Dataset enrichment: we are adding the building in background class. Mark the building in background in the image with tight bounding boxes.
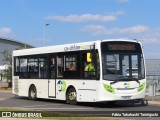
[0,37,34,81]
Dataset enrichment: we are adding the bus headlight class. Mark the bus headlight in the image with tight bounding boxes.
[103,84,115,94]
[137,83,145,92]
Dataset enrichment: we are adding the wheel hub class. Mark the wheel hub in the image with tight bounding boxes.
[69,92,76,100]
[31,90,36,98]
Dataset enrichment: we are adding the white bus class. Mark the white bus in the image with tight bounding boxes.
[12,39,146,105]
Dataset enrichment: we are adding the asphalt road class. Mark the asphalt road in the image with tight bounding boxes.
[0,91,160,119]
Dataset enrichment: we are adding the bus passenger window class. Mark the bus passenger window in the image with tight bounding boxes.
[50,58,55,79]
[19,58,28,78]
[69,63,75,71]
[28,58,39,78]
[20,58,27,73]
[39,57,48,79]
[65,56,76,71]
[57,57,63,77]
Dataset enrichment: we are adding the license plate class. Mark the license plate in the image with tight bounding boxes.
[121,96,131,100]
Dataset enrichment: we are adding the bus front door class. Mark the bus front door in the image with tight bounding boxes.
[48,57,56,98]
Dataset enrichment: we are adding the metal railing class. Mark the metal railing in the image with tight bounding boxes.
[146,75,160,96]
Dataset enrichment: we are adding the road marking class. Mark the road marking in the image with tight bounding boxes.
[93,108,124,111]
[148,101,160,106]
[0,98,6,100]
[21,107,94,110]
[22,104,63,108]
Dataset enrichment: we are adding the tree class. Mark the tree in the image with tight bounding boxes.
[1,50,12,86]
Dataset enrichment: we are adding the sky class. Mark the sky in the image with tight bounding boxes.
[0,0,160,59]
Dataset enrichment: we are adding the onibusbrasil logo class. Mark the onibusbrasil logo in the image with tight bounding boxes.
[57,80,66,92]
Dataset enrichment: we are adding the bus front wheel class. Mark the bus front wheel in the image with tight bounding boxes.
[66,88,77,105]
[29,85,37,101]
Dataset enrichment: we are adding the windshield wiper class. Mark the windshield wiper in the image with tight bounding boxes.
[110,78,127,85]
[110,80,122,85]
[110,77,140,85]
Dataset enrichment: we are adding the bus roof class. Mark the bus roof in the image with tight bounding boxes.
[13,39,141,56]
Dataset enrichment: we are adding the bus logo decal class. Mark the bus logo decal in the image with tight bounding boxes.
[124,83,130,88]
[57,80,66,92]
[64,45,92,51]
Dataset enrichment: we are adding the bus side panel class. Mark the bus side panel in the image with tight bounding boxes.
[76,81,99,102]
[13,78,49,99]
[77,90,97,102]
[27,79,49,99]
[55,80,99,102]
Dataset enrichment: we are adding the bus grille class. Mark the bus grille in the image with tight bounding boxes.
[116,88,135,90]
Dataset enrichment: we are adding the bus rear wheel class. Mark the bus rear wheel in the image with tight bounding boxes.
[29,85,37,101]
[66,88,77,105]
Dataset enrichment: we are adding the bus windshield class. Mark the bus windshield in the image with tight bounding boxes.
[101,41,145,82]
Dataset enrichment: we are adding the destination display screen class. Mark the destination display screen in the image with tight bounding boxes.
[101,41,141,53]
[108,44,136,51]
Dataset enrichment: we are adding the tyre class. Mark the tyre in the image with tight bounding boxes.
[106,101,117,106]
[29,85,37,101]
[66,88,77,105]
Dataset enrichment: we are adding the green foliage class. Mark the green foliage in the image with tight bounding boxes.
[1,50,12,86]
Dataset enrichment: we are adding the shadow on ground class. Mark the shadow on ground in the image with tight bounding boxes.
[12,95,148,108]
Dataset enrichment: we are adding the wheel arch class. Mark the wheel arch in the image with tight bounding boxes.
[66,85,77,104]
[28,84,36,92]
[66,85,76,98]
[28,84,37,99]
